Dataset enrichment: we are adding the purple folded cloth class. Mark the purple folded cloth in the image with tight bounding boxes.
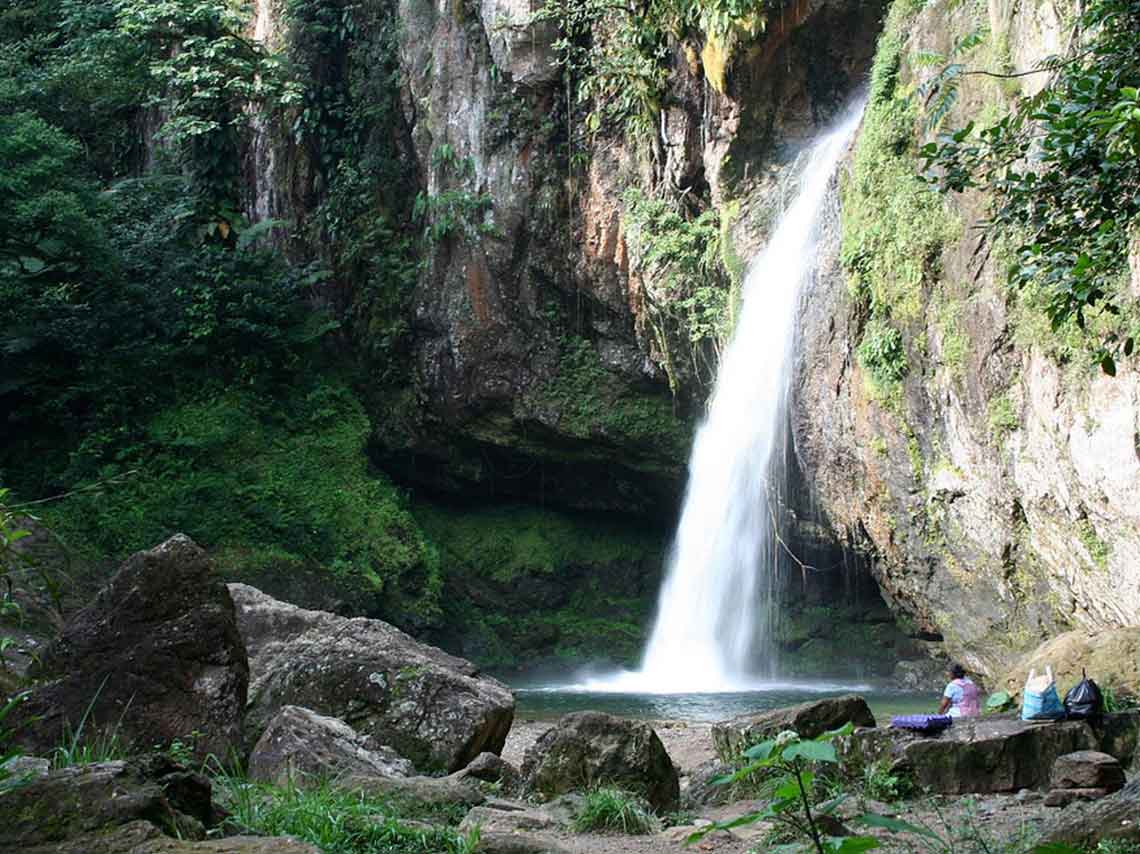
[890,714,953,733]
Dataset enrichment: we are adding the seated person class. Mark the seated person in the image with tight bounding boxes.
[938,663,980,717]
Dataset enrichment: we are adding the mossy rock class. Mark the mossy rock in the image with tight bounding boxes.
[997,628,1140,702]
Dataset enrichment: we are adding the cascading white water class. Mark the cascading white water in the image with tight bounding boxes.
[584,98,866,694]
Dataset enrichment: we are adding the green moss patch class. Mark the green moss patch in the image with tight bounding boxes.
[39,378,443,624]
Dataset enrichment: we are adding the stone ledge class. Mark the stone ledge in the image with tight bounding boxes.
[838,713,1140,794]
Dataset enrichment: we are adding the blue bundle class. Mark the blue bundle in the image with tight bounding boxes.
[890,714,953,733]
[1021,666,1066,721]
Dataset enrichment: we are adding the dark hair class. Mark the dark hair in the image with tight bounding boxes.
[950,663,966,679]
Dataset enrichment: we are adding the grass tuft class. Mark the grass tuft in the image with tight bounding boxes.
[572,787,657,835]
[213,773,479,854]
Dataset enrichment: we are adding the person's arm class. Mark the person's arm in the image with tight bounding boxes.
[938,682,956,715]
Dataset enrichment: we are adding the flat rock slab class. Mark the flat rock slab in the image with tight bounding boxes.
[344,771,486,807]
[839,716,1101,794]
[1044,787,1113,807]
[460,804,564,834]
[20,821,321,854]
[472,830,574,854]
[712,694,875,761]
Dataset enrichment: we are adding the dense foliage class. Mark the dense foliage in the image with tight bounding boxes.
[0,0,433,625]
[534,0,775,144]
[922,0,1140,372]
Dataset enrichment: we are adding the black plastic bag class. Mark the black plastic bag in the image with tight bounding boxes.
[1064,668,1103,719]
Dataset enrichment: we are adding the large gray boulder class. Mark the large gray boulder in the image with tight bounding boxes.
[248,705,414,786]
[229,583,514,772]
[520,711,679,812]
[11,535,247,760]
[712,694,876,760]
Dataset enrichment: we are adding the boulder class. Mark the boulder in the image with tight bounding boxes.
[11,535,247,760]
[0,755,216,849]
[1051,750,1125,791]
[229,583,514,772]
[248,705,414,787]
[1040,777,1140,845]
[838,716,1100,794]
[463,751,522,791]
[712,694,876,760]
[21,821,321,853]
[998,628,1140,702]
[520,711,679,812]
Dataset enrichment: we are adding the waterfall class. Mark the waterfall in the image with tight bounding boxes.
[246,0,279,224]
[587,98,866,694]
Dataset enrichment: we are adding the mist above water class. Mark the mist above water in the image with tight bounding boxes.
[581,99,867,695]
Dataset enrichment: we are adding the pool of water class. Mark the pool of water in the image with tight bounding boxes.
[512,681,933,723]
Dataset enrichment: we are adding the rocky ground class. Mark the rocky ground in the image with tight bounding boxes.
[5,536,1139,854]
[503,716,1082,853]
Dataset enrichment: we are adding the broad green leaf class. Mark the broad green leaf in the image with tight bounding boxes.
[820,721,856,740]
[831,836,881,853]
[782,740,838,763]
[743,739,777,760]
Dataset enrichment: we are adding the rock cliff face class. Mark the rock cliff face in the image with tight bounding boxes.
[222,0,908,670]
[245,0,884,518]
[794,0,1140,677]
[237,0,1140,678]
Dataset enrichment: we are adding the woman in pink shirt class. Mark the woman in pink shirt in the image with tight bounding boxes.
[938,663,980,717]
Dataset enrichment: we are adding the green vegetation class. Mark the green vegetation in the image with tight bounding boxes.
[0,0,444,626]
[841,0,961,326]
[416,503,660,584]
[215,775,479,854]
[39,381,443,624]
[533,0,774,146]
[861,758,914,802]
[573,787,658,834]
[857,318,910,393]
[622,187,736,365]
[418,502,663,669]
[527,336,691,454]
[987,394,1020,439]
[413,146,497,244]
[620,188,742,392]
[842,0,961,400]
[0,691,29,791]
[1076,517,1111,570]
[696,723,927,854]
[922,0,1140,373]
